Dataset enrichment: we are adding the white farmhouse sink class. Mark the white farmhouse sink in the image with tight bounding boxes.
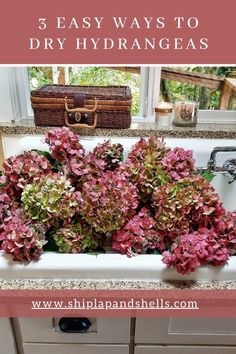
[1,135,236,281]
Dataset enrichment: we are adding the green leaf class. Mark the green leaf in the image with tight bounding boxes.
[198,170,215,182]
[31,149,53,162]
[31,149,62,171]
[43,237,59,252]
[146,248,161,255]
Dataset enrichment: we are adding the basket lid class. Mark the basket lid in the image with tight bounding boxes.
[31,85,132,101]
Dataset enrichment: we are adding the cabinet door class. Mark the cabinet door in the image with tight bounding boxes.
[23,343,129,354]
[0,318,17,354]
[135,346,236,354]
[18,317,130,344]
[135,318,236,345]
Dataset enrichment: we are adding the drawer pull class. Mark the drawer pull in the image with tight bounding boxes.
[58,317,91,333]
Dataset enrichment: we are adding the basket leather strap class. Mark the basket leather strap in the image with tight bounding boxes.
[64,95,98,129]
[74,92,86,108]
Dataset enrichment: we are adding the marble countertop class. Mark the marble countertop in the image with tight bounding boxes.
[0,279,235,290]
[0,119,236,139]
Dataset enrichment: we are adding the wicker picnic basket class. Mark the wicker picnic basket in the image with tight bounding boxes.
[31,85,132,129]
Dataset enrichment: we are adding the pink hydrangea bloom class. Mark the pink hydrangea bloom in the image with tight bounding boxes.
[68,152,107,185]
[0,193,13,224]
[161,147,195,181]
[77,171,139,233]
[1,210,47,262]
[45,127,85,162]
[0,192,21,239]
[0,151,51,199]
[163,231,230,274]
[67,140,123,187]
[112,207,164,257]
[197,211,236,253]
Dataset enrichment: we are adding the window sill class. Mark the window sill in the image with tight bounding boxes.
[0,118,236,139]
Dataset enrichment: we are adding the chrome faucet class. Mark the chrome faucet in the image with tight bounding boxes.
[207,146,236,184]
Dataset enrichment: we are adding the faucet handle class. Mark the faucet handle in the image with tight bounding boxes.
[223,159,236,184]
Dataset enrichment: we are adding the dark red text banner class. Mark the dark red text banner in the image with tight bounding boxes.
[0,290,236,317]
[0,0,235,64]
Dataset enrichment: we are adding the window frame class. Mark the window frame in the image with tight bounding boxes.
[2,66,236,124]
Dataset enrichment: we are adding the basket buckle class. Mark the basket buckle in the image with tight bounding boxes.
[64,97,98,129]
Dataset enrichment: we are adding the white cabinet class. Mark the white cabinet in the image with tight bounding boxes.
[135,346,236,354]
[18,317,130,344]
[23,343,129,354]
[135,318,236,345]
[0,318,17,354]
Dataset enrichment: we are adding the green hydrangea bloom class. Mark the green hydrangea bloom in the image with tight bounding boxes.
[53,222,104,253]
[21,174,78,224]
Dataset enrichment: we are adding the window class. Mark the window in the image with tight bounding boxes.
[27,66,160,118]
[1,65,236,123]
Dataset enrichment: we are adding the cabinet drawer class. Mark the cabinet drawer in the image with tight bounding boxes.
[18,317,130,344]
[135,346,236,354]
[135,318,236,345]
[23,343,129,354]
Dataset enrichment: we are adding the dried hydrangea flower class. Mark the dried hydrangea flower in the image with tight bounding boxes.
[197,211,236,253]
[121,137,171,201]
[0,193,13,224]
[161,147,196,181]
[68,152,107,185]
[67,140,123,187]
[77,171,139,233]
[45,127,85,163]
[92,140,124,171]
[53,221,104,254]
[112,207,163,257]
[0,192,22,241]
[1,211,47,262]
[162,231,230,275]
[0,151,52,199]
[152,175,223,236]
[21,174,78,224]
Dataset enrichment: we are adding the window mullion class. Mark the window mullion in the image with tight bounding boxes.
[146,66,161,118]
[139,67,149,117]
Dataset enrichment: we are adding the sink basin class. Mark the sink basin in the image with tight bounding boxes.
[1,252,236,281]
[1,135,236,281]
